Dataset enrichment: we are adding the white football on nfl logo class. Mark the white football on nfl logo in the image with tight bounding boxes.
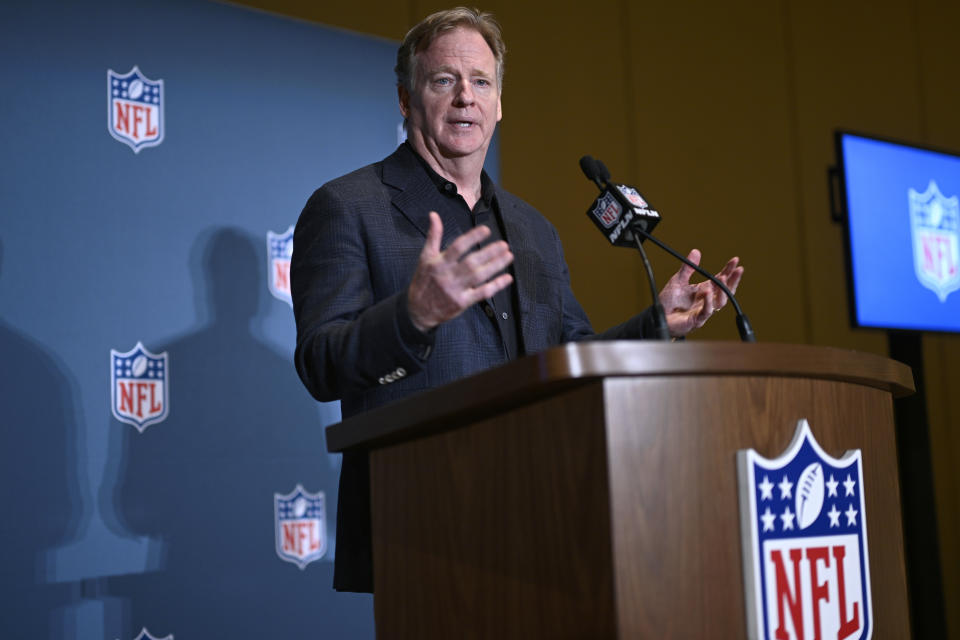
[796,461,825,529]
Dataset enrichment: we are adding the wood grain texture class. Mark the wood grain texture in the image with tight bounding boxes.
[370,384,618,638]
[328,342,915,452]
[367,358,910,637]
[603,376,910,638]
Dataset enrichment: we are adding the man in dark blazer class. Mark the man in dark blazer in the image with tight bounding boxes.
[291,7,743,593]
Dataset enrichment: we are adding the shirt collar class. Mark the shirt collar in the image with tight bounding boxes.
[405,141,496,209]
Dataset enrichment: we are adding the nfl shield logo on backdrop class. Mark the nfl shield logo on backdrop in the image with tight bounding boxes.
[275,484,326,569]
[130,628,173,640]
[738,419,872,640]
[111,342,169,432]
[909,180,960,302]
[267,226,294,306]
[108,66,164,153]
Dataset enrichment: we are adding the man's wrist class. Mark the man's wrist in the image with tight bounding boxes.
[397,290,435,360]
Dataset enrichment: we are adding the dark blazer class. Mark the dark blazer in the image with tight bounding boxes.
[291,144,654,592]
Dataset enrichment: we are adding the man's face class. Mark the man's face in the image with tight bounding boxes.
[400,27,502,164]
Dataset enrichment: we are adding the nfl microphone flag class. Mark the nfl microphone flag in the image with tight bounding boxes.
[586,184,661,247]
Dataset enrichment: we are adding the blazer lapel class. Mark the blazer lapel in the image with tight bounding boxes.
[497,192,539,352]
[382,146,462,249]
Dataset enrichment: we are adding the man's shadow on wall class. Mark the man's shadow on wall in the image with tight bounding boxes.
[106,228,370,638]
[0,237,81,637]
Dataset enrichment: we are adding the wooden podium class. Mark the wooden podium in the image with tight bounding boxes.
[326,342,914,638]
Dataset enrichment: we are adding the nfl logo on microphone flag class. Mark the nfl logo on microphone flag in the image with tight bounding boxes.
[738,419,872,640]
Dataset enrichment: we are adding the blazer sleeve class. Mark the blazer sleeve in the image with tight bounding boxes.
[290,185,431,403]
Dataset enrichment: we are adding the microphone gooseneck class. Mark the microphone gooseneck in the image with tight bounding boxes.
[579,155,757,343]
[580,154,670,341]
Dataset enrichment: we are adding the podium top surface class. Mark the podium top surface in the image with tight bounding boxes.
[326,341,914,452]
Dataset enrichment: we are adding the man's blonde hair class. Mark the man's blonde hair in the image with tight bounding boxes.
[395,6,506,93]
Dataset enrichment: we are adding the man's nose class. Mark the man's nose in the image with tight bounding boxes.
[453,79,475,106]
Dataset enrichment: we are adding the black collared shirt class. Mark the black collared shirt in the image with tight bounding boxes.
[408,144,522,361]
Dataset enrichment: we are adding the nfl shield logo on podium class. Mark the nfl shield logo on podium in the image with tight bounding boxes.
[738,419,872,640]
[111,342,169,432]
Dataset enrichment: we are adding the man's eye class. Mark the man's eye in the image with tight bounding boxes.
[433,77,453,86]
[475,79,490,87]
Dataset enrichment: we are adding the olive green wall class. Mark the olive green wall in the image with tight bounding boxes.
[232,0,959,631]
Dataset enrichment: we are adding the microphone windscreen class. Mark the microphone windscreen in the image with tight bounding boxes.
[579,155,600,182]
[596,159,611,182]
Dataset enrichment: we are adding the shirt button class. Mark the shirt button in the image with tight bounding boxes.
[443,182,455,193]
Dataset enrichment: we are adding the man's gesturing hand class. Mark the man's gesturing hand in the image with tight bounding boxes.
[407,211,515,332]
[659,249,744,338]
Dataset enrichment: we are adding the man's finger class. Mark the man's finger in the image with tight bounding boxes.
[466,247,514,286]
[423,211,444,257]
[467,273,514,305]
[674,248,701,284]
[715,256,740,280]
[444,224,493,262]
[461,239,511,270]
[700,290,716,319]
[725,265,744,295]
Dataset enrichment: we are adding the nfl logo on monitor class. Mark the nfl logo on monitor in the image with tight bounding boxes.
[111,342,169,433]
[909,180,959,302]
[275,484,327,569]
[108,66,164,153]
[737,419,872,640]
[267,225,294,306]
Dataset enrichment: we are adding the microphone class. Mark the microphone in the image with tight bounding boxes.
[580,155,669,341]
[579,155,757,343]
[581,157,661,247]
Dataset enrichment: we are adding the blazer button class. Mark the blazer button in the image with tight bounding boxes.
[396,367,406,377]
[483,304,494,318]
[378,376,386,385]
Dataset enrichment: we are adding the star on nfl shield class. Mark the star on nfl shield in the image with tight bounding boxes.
[738,419,872,640]
[909,179,960,302]
[267,225,294,306]
[111,342,169,433]
[127,628,173,640]
[108,66,164,153]
[275,484,327,569]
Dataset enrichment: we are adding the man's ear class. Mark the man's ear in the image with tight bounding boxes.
[398,85,410,119]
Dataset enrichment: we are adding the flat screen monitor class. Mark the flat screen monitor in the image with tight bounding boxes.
[835,131,960,333]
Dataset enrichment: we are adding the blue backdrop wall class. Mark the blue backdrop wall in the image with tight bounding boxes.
[0,1,503,638]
